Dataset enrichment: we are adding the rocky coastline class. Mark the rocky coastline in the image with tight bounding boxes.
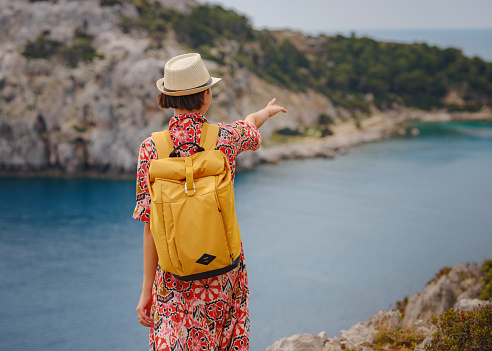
[2,106,491,179]
[235,107,492,173]
[1,0,491,178]
[266,261,491,351]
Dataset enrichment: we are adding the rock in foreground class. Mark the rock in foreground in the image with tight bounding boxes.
[266,332,328,351]
[266,261,490,351]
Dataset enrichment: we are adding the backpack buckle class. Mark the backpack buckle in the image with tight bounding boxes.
[184,182,196,195]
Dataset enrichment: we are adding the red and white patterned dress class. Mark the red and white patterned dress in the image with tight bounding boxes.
[133,112,261,351]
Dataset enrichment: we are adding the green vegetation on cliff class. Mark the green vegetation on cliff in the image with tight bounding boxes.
[424,304,492,351]
[479,259,492,300]
[373,304,492,351]
[119,1,254,47]
[117,0,492,112]
[22,31,63,59]
[59,0,492,112]
[374,321,426,351]
[22,28,103,67]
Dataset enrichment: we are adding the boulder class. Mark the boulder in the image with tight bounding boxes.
[266,331,328,351]
[402,275,457,326]
[338,310,400,351]
[453,298,492,313]
[403,263,483,326]
[413,333,434,351]
[322,337,344,351]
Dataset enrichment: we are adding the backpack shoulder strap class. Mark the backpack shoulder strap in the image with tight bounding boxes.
[200,123,219,151]
[151,130,174,159]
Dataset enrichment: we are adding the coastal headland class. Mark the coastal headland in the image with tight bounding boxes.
[236,108,492,172]
[1,0,491,177]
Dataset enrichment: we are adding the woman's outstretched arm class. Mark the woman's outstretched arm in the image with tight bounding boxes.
[245,98,287,128]
[136,222,158,328]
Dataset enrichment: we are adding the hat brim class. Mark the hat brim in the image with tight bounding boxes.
[156,77,221,96]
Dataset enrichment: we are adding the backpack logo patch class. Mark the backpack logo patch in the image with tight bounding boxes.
[196,253,216,265]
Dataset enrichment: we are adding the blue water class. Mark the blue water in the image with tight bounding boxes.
[329,29,492,61]
[1,121,492,350]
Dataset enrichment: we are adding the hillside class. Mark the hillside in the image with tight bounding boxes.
[0,0,491,175]
[116,0,492,111]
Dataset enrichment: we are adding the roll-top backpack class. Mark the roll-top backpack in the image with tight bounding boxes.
[148,123,242,281]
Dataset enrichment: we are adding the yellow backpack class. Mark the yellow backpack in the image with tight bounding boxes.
[148,123,242,281]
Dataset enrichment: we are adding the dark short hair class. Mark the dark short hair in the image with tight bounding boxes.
[156,89,208,110]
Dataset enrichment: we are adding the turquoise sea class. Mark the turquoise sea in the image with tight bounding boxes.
[1,121,492,350]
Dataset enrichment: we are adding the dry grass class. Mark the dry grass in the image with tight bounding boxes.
[372,316,427,351]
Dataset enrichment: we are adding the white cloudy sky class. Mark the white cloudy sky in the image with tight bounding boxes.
[201,0,492,32]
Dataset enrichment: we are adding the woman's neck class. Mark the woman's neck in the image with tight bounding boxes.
[174,108,207,116]
[174,108,196,116]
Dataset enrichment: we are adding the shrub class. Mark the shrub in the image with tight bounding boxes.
[318,113,333,126]
[60,29,103,67]
[423,305,492,351]
[177,4,255,47]
[396,296,409,314]
[23,28,102,67]
[100,0,124,5]
[118,0,177,39]
[275,127,301,136]
[320,127,333,137]
[427,266,452,285]
[373,317,426,351]
[22,31,63,59]
[479,259,492,300]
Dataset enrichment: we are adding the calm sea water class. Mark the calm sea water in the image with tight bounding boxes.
[1,121,492,350]
[329,29,492,61]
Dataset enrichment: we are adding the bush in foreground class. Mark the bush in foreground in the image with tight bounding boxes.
[479,259,492,300]
[374,321,426,350]
[423,304,492,351]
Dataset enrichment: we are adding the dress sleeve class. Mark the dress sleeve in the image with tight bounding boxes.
[133,136,156,223]
[218,120,262,155]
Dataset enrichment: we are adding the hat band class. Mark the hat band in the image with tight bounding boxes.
[163,77,213,93]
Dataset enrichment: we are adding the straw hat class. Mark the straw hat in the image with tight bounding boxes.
[156,53,221,96]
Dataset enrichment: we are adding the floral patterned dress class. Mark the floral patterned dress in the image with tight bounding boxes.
[133,112,261,351]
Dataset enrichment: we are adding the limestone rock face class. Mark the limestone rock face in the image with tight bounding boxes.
[0,0,338,175]
[402,263,483,326]
[0,117,49,171]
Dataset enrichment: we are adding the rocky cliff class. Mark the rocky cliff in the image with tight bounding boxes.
[0,0,338,175]
[1,0,491,176]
